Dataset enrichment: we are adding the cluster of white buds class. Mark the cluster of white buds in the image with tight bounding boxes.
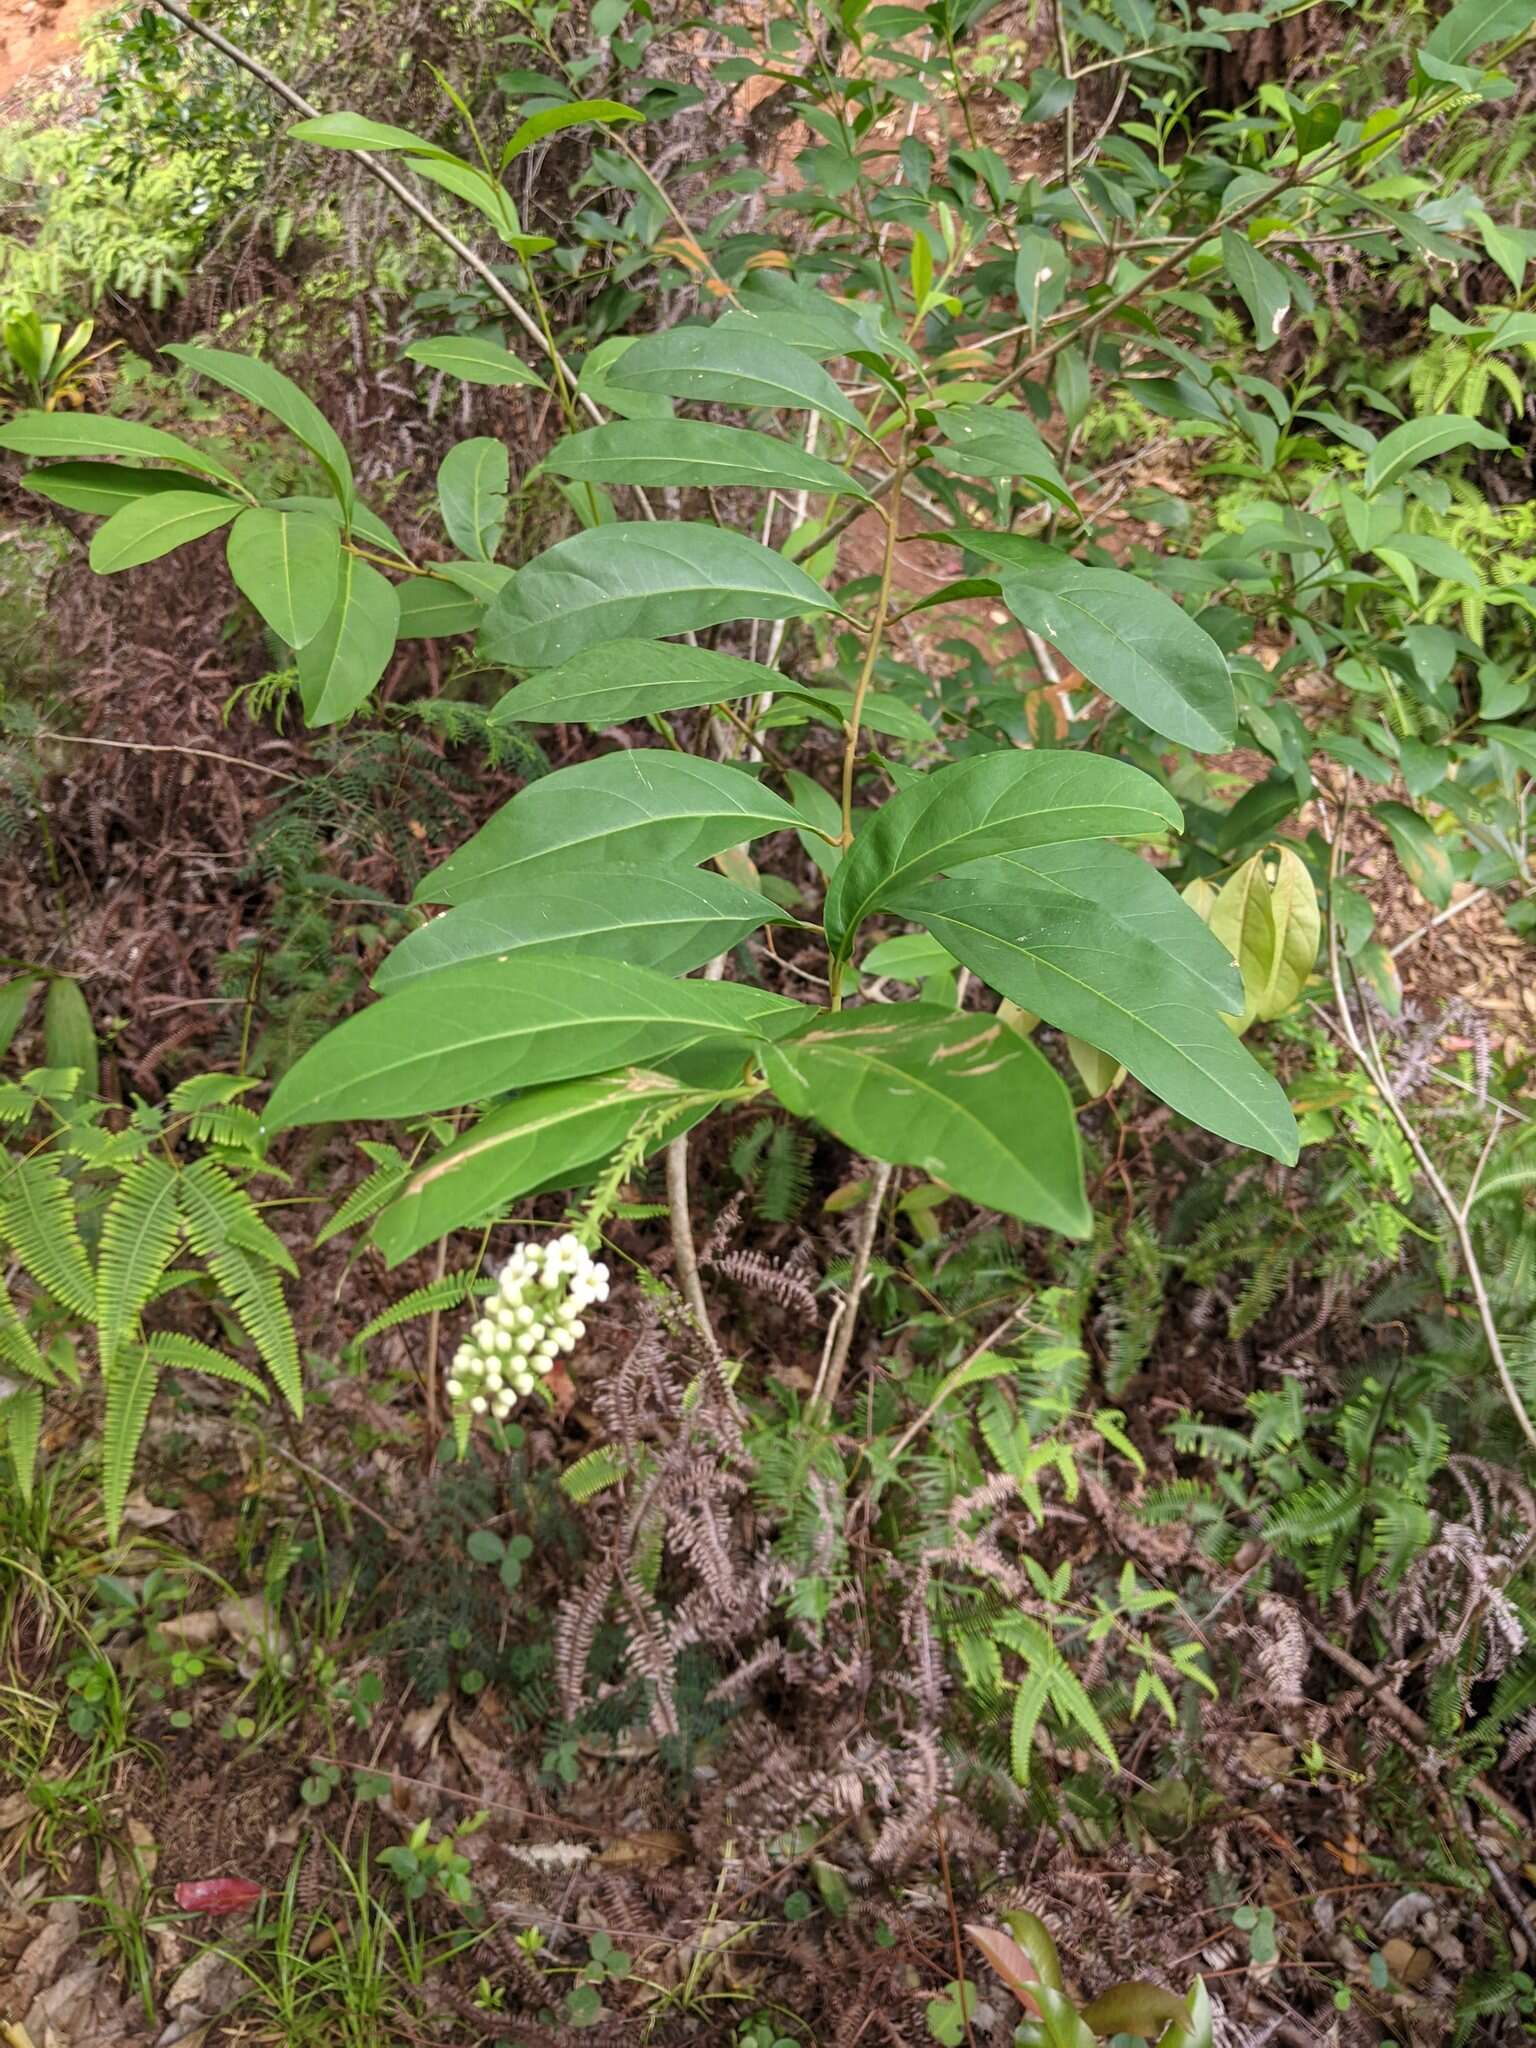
[446,1235,610,1420]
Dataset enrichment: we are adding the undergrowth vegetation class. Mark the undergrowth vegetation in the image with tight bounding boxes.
[1,0,1535,2043]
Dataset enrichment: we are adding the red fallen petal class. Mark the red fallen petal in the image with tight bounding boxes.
[174,1877,263,1915]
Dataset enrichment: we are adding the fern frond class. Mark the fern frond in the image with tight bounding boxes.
[103,1340,161,1539]
[561,1445,629,1503]
[0,1156,94,1319]
[316,1144,408,1246]
[95,1156,181,1376]
[0,1286,53,1383]
[141,1330,268,1399]
[350,1270,481,1349]
[0,1384,42,1500]
[168,1074,258,1114]
[177,1159,301,1413]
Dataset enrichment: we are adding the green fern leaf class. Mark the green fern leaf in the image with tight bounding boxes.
[1010,1664,1051,1779]
[560,1444,629,1503]
[0,1156,94,1320]
[168,1074,258,1114]
[96,1156,182,1376]
[103,1339,161,1538]
[350,1270,480,1349]
[0,1383,42,1500]
[141,1331,269,1399]
[177,1159,301,1413]
[0,1286,53,1384]
[316,1144,408,1246]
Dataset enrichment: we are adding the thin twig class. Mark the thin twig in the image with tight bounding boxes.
[665,1131,717,1354]
[811,1159,894,1421]
[150,0,631,449]
[1389,886,1490,957]
[35,730,303,785]
[1322,787,1536,1461]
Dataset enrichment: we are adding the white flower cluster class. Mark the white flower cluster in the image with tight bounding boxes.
[446,1235,609,1419]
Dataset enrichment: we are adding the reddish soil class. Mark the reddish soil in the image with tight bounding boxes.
[0,0,94,102]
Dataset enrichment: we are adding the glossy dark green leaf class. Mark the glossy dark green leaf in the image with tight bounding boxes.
[897,856,1298,1161]
[825,751,1181,956]
[437,437,509,561]
[22,463,232,517]
[542,420,869,498]
[263,957,800,1127]
[162,343,354,508]
[1219,229,1292,349]
[404,334,547,388]
[479,521,841,668]
[295,555,400,725]
[371,1068,692,1263]
[934,410,1072,505]
[1000,567,1236,750]
[87,490,241,573]
[0,409,242,485]
[226,507,341,650]
[604,324,864,431]
[395,574,484,639]
[491,636,788,726]
[1375,799,1456,909]
[1362,414,1509,494]
[762,1004,1089,1235]
[375,865,790,989]
[289,111,457,156]
[503,97,643,161]
[416,751,801,904]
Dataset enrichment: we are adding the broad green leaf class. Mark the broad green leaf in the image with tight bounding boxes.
[395,574,483,638]
[1219,227,1292,348]
[436,559,511,602]
[1209,847,1319,1024]
[1000,567,1236,750]
[1079,1984,1194,2042]
[0,410,242,485]
[1006,841,1243,1012]
[491,635,787,726]
[23,463,231,518]
[762,1004,1089,1235]
[417,751,801,903]
[87,490,241,573]
[289,112,458,156]
[371,1068,691,1263]
[437,437,509,561]
[604,324,865,431]
[296,555,401,725]
[1362,414,1509,494]
[407,155,533,244]
[162,343,354,509]
[479,521,842,668]
[934,410,1072,506]
[376,865,790,989]
[1424,0,1531,65]
[897,858,1300,1161]
[43,975,97,1095]
[825,751,1182,957]
[1014,228,1068,327]
[1375,799,1456,909]
[0,974,39,1060]
[264,957,800,1126]
[760,684,935,745]
[503,97,643,161]
[576,335,674,421]
[270,492,409,561]
[542,420,869,498]
[404,334,547,388]
[226,507,341,650]
[1480,722,1536,775]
